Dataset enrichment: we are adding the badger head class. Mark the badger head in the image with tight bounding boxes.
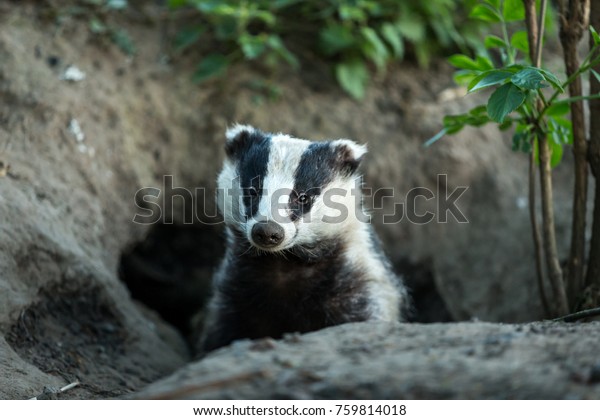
[217,124,367,254]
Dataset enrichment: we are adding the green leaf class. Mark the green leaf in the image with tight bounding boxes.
[484,35,507,49]
[538,68,563,92]
[511,68,546,90]
[503,0,525,22]
[448,54,481,70]
[468,70,513,92]
[193,53,229,82]
[174,26,205,52]
[546,102,570,116]
[266,35,299,69]
[487,83,526,122]
[89,18,107,34]
[476,56,494,71]
[499,119,514,131]
[469,3,502,22]
[510,31,529,56]
[549,138,564,167]
[453,69,479,86]
[168,0,187,7]
[271,0,303,9]
[469,105,488,116]
[319,24,355,56]
[380,23,404,58]
[513,130,533,153]
[396,16,425,41]
[360,27,389,70]
[336,60,369,100]
[252,10,276,26]
[512,131,525,152]
[483,0,501,9]
[339,4,367,22]
[592,69,600,83]
[239,33,267,59]
[591,26,600,46]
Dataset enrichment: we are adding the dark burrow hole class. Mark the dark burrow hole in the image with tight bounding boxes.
[119,223,224,343]
[397,259,454,323]
[119,224,453,349]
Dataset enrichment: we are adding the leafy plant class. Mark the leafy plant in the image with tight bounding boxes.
[168,0,483,99]
[427,0,600,318]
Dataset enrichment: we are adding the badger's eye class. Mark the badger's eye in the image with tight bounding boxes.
[247,186,258,197]
[297,193,309,204]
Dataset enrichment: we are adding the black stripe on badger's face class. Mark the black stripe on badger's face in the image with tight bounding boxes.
[290,142,349,221]
[236,133,271,219]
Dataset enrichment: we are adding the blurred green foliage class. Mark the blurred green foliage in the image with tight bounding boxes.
[426,0,600,169]
[168,0,483,99]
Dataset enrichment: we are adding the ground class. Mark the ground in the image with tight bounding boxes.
[0,2,598,400]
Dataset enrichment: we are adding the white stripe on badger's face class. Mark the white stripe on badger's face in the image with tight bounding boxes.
[247,134,310,250]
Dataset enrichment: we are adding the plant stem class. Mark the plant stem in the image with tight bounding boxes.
[523,0,539,64]
[558,0,590,308]
[535,0,547,67]
[530,150,552,316]
[538,133,570,315]
[524,0,555,316]
[586,0,600,291]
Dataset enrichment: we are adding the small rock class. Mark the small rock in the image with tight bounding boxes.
[68,119,85,143]
[61,66,86,82]
[249,338,276,352]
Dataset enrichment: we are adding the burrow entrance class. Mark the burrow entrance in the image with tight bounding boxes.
[118,222,452,344]
[118,223,224,341]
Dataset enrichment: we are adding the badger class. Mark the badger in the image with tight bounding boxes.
[199,125,408,353]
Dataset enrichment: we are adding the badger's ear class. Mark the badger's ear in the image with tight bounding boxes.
[331,139,368,175]
[224,124,258,159]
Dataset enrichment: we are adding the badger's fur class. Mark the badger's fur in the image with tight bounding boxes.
[199,125,408,352]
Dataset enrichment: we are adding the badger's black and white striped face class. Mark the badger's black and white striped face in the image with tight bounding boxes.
[217,125,367,253]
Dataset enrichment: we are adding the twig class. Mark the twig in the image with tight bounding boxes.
[539,133,569,315]
[29,381,80,400]
[534,0,547,67]
[552,306,600,322]
[530,152,551,316]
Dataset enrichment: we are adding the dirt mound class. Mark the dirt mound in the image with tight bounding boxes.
[135,321,600,399]
[7,282,140,398]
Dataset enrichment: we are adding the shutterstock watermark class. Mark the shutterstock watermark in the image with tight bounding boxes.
[133,175,468,225]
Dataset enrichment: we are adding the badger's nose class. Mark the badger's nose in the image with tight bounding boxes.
[251,221,284,248]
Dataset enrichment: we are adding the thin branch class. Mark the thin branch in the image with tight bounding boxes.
[552,306,600,322]
[535,0,547,67]
[539,133,570,315]
[559,0,590,308]
[29,381,80,400]
[524,0,539,64]
[530,151,552,316]
[524,0,557,316]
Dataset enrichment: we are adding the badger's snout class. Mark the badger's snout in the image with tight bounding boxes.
[251,220,285,248]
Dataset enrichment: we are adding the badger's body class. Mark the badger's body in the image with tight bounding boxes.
[199,125,408,353]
